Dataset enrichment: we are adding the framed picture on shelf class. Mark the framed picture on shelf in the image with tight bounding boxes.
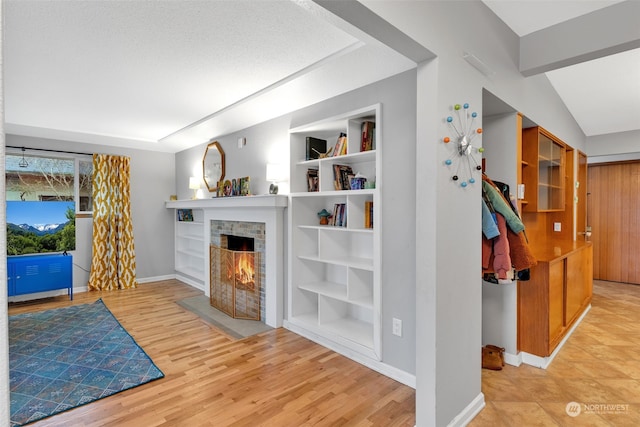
[177,209,193,222]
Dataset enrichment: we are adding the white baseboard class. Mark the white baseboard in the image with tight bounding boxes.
[520,304,591,369]
[447,392,486,427]
[173,274,205,291]
[137,274,176,284]
[283,319,416,388]
[504,351,522,367]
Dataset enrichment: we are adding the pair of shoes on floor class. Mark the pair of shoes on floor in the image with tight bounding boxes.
[482,345,505,370]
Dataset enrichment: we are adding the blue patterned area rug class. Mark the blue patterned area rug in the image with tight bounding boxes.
[9,299,164,426]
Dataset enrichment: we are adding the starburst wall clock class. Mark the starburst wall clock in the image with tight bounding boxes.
[443,103,484,187]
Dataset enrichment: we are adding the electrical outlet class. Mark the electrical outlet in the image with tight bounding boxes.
[392,318,402,337]
[554,222,562,232]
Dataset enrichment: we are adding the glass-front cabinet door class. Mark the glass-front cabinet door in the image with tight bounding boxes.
[537,133,565,211]
[522,126,566,212]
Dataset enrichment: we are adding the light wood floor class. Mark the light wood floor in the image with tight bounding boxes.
[11,279,639,426]
[471,280,640,427]
[9,279,415,427]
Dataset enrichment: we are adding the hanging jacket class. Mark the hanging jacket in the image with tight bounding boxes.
[482,176,537,279]
[482,199,500,239]
[482,180,525,234]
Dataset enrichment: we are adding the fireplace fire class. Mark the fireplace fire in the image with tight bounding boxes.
[210,235,261,321]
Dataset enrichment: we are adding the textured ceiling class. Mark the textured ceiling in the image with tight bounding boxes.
[3,1,363,150]
[4,1,639,153]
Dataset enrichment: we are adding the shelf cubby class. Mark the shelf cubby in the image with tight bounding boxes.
[288,104,381,360]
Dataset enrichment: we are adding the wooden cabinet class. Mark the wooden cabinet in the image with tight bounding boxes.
[518,242,592,357]
[522,126,566,212]
[288,104,380,361]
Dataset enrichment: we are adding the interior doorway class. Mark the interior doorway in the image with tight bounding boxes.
[588,161,640,284]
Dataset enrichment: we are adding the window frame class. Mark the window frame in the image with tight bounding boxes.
[6,148,93,215]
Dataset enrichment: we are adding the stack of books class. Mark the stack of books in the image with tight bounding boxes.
[333,164,354,190]
[328,203,347,227]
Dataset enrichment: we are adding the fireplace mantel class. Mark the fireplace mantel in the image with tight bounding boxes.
[165,194,288,210]
[166,194,287,328]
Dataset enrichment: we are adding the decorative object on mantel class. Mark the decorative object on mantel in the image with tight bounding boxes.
[317,208,331,225]
[217,176,251,197]
[203,140,226,192]
[442,103,484,188]
[189,176,200,199]
[266,163,285,195]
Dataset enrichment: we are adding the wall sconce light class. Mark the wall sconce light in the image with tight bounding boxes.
[189,176,200,199]
[266,163,285,194]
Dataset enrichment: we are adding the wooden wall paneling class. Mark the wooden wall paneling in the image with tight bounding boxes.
[620,163,631,283]
[630,165,640,282]
[588,161,640,284]
[588,165,601,279]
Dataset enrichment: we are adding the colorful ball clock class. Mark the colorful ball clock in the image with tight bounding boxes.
[443,103,484,187]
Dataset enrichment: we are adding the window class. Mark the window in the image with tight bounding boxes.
[78,159,93,212]
[5,152,92,255]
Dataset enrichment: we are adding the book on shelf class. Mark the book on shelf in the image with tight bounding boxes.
[332,132,347,157]
[360,121,375,152]
[306,169,319,192]
[364,201,373,228]
[333,164,354,191]
[305,137,327,160]
[329,203,347,227]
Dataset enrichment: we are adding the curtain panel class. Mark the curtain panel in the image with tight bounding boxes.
[88,154,137,291]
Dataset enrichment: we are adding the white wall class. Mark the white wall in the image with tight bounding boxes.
[5,134,176,291]
[175,70,417,375]
[481,112,519,356]
[175,116,291,200]
[587,129,640,162]
[362,1,588,425]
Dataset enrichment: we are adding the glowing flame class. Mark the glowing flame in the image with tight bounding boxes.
[236,253,255,284]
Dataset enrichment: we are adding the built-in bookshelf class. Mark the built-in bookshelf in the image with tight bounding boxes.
[287,104,381,361]
[174,208,205,285]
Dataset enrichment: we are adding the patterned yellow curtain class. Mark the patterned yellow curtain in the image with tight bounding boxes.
[88,154,137,291]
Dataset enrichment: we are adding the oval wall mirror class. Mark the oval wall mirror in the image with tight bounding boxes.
[202,140,225,192]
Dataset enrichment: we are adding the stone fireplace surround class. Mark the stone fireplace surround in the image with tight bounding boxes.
[211,221,265,321]
[182,195,287,328]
